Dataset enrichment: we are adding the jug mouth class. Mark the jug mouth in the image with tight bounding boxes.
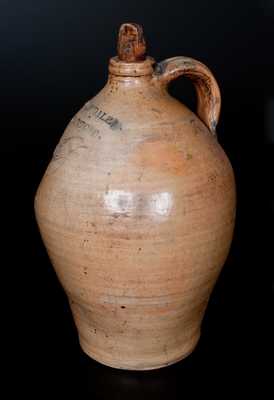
[108,56,155,77]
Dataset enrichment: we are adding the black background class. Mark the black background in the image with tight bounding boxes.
[2,0,272,397]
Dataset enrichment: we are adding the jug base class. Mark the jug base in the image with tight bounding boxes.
[79,333,200,371]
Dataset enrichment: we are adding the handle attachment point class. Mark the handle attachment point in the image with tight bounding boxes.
[153,56,221,135]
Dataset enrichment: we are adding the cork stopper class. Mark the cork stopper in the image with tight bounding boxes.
[117,23,146,62]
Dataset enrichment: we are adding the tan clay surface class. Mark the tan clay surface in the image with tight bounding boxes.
[34,23,236,370]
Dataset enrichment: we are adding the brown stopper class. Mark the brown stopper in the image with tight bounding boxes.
[117,23,146,62]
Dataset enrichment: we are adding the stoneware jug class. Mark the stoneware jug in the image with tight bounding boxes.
[35,23,236,370]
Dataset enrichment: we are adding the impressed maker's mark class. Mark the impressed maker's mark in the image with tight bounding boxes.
[84,102,122,131]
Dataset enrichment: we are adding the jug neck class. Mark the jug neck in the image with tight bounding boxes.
[108,56,155,78]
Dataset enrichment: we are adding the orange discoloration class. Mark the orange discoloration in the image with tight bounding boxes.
[134,140,186,175]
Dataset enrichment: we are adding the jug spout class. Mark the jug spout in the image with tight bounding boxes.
[108,23,155,78]
[117,22,146,62]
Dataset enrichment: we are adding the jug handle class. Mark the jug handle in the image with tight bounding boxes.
[152,56,221,135]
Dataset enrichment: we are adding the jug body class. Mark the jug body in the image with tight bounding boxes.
[35,23,236,370]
